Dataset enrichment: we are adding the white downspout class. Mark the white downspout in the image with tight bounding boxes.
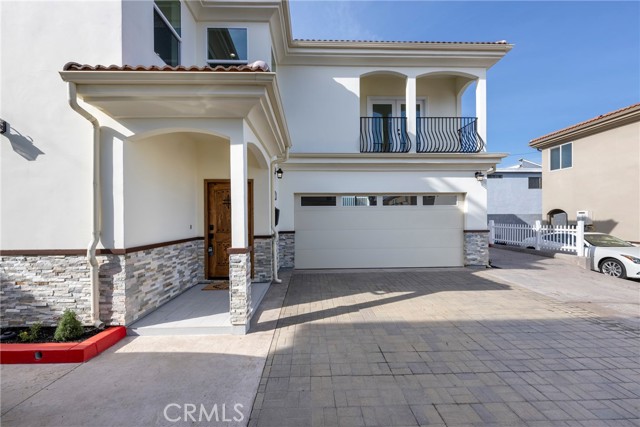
[67,82,104,328]
[270,148,289,284]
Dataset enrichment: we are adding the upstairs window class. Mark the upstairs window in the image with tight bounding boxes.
[207,28,248,65]
[550,142,572,170]
[154,0,181,66]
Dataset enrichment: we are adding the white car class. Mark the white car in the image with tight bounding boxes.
[584,233,640,279]
[521,232,640,279]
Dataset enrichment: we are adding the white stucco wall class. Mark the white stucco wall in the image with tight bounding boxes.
[123,133,199,247]
[487,173,542,218]
[0,0,123,249]
[417,77,461,117]
[278,66,484,154]
[277,169,487,231]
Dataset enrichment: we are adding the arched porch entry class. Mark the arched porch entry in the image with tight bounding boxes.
[61,65,291,334]
[109,125,272,333]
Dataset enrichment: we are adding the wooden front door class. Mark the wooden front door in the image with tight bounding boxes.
[205,180,253,279]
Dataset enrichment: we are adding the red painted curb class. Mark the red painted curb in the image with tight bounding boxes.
[0,326,127,364]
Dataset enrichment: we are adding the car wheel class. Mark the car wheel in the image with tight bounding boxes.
[600,258,627,279]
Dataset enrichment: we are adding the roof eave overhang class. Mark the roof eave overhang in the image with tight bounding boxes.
[277,48,512,68]
[59,70,292,155]
[530,108,640,150]
[185,0,282,22]
[283,152,508,171]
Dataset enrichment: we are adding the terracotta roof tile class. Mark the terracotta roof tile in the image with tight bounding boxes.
[63,61,270,72]
[530,103,640,145]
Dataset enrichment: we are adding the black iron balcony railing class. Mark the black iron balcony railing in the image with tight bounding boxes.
[416,117,485,153]
[360,117,411,153]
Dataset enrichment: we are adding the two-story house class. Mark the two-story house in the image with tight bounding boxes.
[487,159,542,225]
[529,103,640,243]
[0,0,511,332]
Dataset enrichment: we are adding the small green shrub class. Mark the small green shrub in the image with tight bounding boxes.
[54,310,84,342]
[18,322,44,343]
[29,322,43,340]
[18,331,32,343]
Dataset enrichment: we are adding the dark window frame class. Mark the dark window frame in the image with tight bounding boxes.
[206,27,248,65]
[153,1,181,66]
[528,176,542,189]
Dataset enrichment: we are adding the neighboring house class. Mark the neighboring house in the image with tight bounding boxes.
[529,103,640,243]
[0,0,511,331]
[487,159,542,225]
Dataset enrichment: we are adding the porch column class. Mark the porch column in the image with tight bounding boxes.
[475,75,487,150]
[229,137,251,330]
[406,76,417,153]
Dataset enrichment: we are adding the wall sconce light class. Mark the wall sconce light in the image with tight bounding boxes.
[475,172,485,181]
[0,119,6,134]
[275,168,283,179]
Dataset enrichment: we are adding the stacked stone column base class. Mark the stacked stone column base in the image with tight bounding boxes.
[229,251,252,327]
[464,231,490,266]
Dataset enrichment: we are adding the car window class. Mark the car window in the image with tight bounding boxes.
[584,234,633,247]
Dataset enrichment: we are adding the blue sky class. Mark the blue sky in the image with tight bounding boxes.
[288,1,640,166]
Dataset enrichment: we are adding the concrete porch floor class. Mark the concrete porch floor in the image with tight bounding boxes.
[128,282,270,336]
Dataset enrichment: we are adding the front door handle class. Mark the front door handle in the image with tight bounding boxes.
[208,246,214,256]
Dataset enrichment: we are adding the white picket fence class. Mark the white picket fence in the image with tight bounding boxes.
[489,220,585,256]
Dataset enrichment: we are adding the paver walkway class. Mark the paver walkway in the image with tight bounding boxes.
[249,268,639,426]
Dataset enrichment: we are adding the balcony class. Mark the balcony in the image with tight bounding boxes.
[417,117,485,153]
[360,116,485,154]
[360,117,411,153]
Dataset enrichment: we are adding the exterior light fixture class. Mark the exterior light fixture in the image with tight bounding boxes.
[276,168,283,179]
[0,119,6,134]
[475,172,485,181]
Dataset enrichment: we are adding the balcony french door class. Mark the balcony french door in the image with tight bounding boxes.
[367,99,423,152]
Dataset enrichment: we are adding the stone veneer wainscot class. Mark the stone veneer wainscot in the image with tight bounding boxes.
[278,232,295,269]
[463,231,490,266]
[252,237,273,283]
[1,239,204,327]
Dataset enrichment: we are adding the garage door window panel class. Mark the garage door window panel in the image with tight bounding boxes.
[342,196,377,206]
[423,195,458,206]
[383,196,417,206]
[301,196,337,207]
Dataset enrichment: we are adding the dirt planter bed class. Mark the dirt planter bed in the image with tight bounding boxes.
[0,326,126,364]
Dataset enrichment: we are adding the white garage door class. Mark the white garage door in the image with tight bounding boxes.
[294,194,464,269]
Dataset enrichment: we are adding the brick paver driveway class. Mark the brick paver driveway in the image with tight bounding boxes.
[249,269,639,426]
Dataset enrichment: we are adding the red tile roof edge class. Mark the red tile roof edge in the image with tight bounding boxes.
[62,61,270,72]
[294,38,510,45]
[530,103,640,145]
